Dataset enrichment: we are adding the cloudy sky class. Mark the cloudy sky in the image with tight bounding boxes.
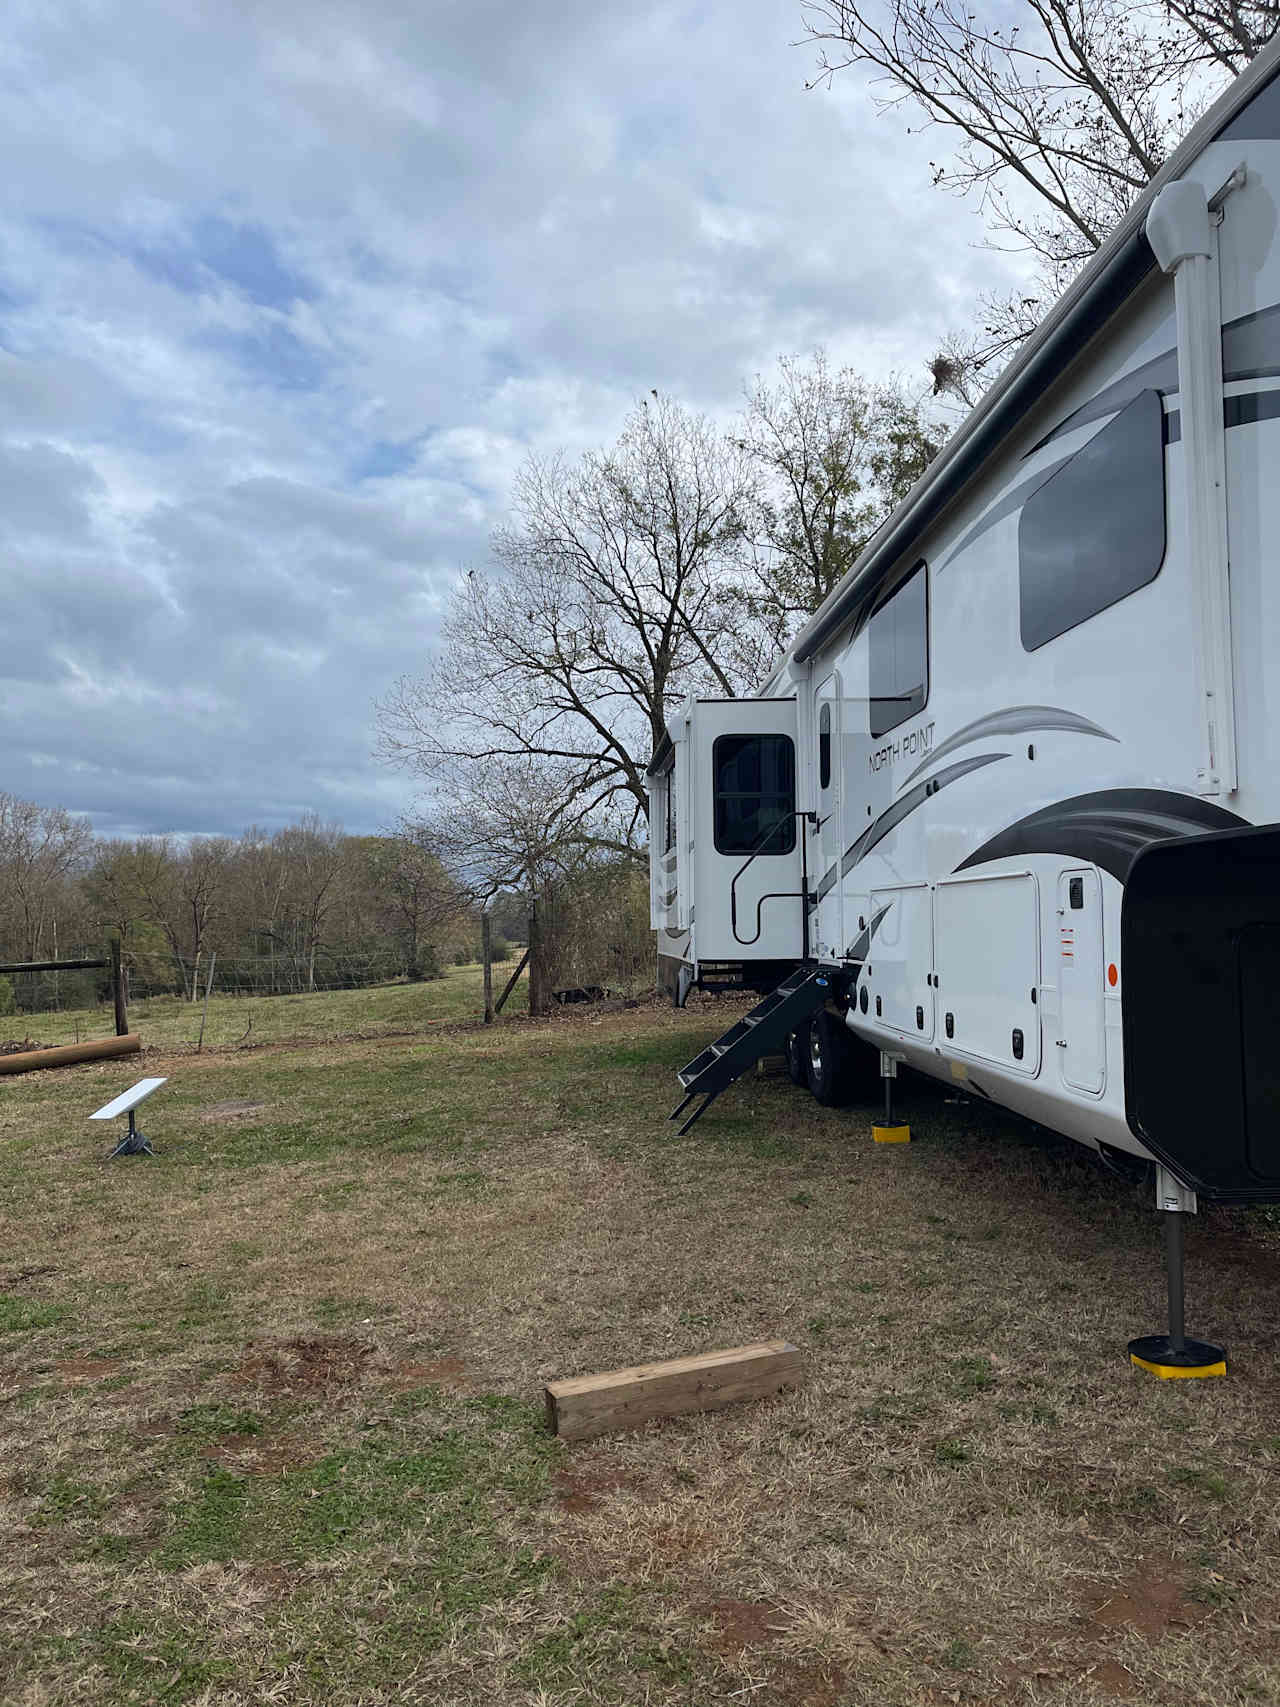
[1,0,1024,839]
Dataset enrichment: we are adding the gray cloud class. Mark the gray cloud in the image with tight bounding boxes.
[0,0,1026,838]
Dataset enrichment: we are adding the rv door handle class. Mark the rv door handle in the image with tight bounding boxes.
[1055,1038,1067,1048]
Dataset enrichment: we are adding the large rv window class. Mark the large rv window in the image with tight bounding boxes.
[819,704,832,791]
[869,561,928,738]
[1019,388,1166,651]
[663,770,676,855]
[713,734,796,856]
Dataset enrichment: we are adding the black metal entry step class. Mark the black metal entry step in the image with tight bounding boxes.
[668,965,831,1136]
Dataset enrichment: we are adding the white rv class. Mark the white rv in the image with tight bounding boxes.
[647,38,1280,1305]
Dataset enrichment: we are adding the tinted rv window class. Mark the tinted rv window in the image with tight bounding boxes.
[819,703,831,791]
[869,561,928,738]
[1019,388,1166,651]
[663,771,676,854]
[713,734,796,855]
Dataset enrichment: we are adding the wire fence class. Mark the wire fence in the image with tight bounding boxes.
[4,945,520,1016]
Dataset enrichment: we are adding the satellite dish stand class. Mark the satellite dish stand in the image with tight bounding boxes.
[90,1077,168,1159]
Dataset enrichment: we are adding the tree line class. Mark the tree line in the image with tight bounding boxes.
[0,795,494,1014]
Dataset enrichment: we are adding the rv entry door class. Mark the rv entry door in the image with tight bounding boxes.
[813,672,844,961]
[690,697,805,965]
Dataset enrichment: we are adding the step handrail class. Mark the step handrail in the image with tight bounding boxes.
[729,809,815,953]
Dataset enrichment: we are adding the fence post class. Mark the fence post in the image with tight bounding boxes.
[528,899,543,1017]
[196,952,217,1052]
[110,939,128,1037]
[482,912,494,1024]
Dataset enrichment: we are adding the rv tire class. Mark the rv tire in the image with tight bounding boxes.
[806,1010,853,1106]
[785,1024,809,1086]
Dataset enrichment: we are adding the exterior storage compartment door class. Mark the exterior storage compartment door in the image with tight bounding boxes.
[1123,824,1280,1201]
[1056,868,1105,1094]
[866,883,933,1039]
[935,873,1041,1074]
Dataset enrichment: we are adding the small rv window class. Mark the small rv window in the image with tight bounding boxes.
[819,704,832,791]
[869,561,928,739]
[663,771,676,855]
[1019,388,1166,651]
[713,734,796,856]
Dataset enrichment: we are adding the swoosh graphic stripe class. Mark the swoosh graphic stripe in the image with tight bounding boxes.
[937,458,1073,571]
[955,789,1247,883]
[814,752,1009,900]
[1028,303,1280,456]
[898,706,1118,791]
[845,902,892,964]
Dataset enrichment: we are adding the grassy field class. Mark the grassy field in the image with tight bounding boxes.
[4,962,526,1052]
[3,980,1280,1706]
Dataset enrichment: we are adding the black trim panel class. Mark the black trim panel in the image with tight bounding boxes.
[955,789,1246,883]
[1124,824,1280,1202]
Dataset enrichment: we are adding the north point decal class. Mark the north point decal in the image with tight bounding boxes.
[868,721,935,774]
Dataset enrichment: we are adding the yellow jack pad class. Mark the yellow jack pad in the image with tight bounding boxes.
[1129,1352,1226,1380]
[1128,1335,1226,1379]
[873,1124,911,1144]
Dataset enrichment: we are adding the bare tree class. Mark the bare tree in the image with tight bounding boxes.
[131,836,233,999]
[0,795,93,962]
[734,352,944,657]
[378,393,757,837]
[364,823,469,979]
[274,815,347,992]
[801,0,1277,386]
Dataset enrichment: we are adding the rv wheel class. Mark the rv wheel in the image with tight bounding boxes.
[785,1024,809,1086]
[806,1010,852,1106]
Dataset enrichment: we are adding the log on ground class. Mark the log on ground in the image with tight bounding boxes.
[544,1340,801,1441]
[0,1034,142,1076]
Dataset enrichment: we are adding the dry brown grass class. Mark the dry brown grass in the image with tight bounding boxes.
[1,986,1279,1704]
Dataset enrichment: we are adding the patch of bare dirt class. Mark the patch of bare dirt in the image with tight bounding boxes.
[247,1562,299,1598]
[201,1100,267,1120]
[1085,1556,1202,1641]
[383,1356,468,1392]
[1086,1658,1141,1698]
[990,1557,1200,1702]
[202,1432,323,1475]
[56,1358,124,1382]
[228,1335,374,1395]
[701,1597,788,1653]
[773,1658,848,1706]
[551,1466,642,1515]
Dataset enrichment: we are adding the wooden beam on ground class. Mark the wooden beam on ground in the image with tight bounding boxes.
[493,948,530,1015]
[0,1034,142,1076]
[544,1340,801,1441]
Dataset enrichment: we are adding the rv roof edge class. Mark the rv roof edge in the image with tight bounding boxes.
[788,35,1280,671]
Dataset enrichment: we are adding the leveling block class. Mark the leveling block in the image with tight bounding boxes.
[89,1076,168,1158]
[873,1124,911,1144]
[544,1341,801,1441]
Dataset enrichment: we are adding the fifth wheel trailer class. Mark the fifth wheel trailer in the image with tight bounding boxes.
[647,39,1280,1376]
